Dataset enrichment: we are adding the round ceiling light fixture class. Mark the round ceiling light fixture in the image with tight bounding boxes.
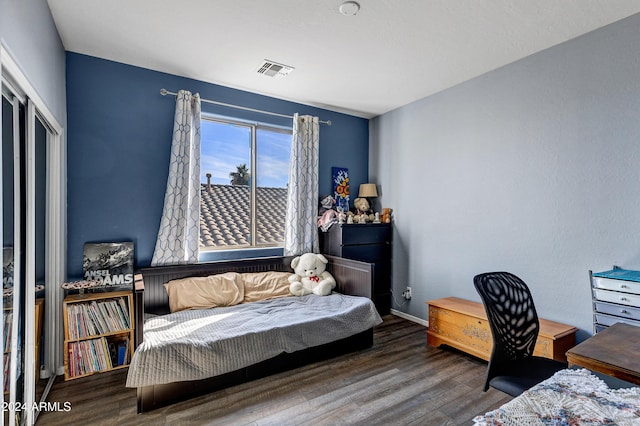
[339,1,360,16]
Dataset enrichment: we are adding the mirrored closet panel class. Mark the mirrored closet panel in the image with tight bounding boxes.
[2,75,61,425]
[2,89,26,426]
[33,106,48,409]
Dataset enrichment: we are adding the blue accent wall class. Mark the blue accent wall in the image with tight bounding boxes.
[66,53,369,277]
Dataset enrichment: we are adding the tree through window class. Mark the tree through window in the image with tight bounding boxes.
[229,163,250,186]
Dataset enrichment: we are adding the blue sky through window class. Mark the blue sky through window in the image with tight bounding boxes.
[201,119,291,188]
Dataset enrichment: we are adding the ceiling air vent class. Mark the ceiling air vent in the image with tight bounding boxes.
[257,60,294,78]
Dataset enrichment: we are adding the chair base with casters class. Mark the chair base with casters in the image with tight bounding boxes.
[474,271,568,397]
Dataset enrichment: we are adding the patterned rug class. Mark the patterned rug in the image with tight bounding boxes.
[474,368,640,425]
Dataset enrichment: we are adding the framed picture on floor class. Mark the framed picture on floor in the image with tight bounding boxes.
[83,242,134,290]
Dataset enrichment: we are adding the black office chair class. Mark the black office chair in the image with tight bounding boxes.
[473,272,567,397]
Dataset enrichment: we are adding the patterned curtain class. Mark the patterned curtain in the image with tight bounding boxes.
[284,114,320,255]
[151,90,201,265]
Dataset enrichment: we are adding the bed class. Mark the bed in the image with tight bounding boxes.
[127,255,382,413]
[474,368,640,425]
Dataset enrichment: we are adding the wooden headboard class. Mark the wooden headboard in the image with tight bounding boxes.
[135,255,373,347]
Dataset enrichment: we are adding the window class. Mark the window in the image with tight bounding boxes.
[200,116,292,250]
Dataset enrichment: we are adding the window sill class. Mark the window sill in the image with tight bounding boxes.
[198,247,284,263]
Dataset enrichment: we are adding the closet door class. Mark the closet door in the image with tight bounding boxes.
[2,90,26,426]
[26,101,50,416]
[2,48,65,425]
[2,89,54,426]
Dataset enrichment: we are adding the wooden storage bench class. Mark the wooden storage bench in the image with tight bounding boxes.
[426,297,577,362]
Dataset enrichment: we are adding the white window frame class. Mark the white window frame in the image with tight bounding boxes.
[200,115,292,251]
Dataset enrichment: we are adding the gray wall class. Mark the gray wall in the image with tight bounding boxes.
[370,13,640,340]
[0,0,66,125]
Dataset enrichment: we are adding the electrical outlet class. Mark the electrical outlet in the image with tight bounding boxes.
[403,286,412,300]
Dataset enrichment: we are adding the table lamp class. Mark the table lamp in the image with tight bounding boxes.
[358,183,378,212]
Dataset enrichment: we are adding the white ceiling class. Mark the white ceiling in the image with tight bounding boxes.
[47,0,640,118]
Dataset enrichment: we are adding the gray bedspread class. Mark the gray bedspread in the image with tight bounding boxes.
[125,293,382,387]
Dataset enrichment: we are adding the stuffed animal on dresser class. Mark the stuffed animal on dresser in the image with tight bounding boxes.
[288,253,336,296]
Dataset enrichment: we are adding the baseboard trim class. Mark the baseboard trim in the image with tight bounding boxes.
[390,309,429,328]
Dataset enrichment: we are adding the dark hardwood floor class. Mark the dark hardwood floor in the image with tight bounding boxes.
[37,315,510,425]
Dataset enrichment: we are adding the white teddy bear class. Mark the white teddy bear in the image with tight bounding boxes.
[288,253,336,296]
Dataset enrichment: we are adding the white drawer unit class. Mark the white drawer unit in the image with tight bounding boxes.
[593,300,640,321]
[593,289,640,307]
[591,268,640,333]
[594,312,640,328]
[593,276,640,295]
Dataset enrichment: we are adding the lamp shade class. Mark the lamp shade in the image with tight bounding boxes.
[358,183,378,198]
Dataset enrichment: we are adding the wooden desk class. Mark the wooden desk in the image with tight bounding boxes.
[566,322,640,385]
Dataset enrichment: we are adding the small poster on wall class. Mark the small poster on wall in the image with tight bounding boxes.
[83,242,134,289]
[332,167,350,212]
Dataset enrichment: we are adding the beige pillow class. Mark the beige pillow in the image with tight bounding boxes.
[164,272,244,312]
[242,271,292,303]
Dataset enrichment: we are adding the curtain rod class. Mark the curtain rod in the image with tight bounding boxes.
[160,89,332,125]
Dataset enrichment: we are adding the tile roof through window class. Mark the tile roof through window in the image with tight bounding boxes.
[200,184,288,248]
